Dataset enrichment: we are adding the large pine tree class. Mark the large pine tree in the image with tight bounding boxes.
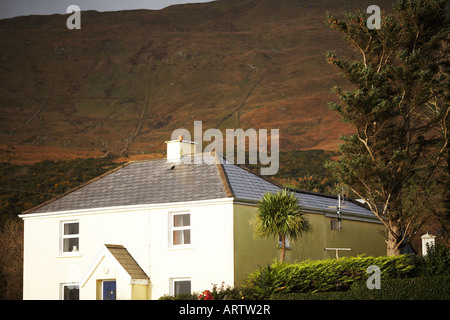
[325,0,449,255]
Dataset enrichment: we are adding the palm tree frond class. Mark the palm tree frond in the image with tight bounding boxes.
[253,189,311,261]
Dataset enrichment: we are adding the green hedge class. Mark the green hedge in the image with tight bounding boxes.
[273,276,450,300]
[247,255,415,299]
[410,244,450,277]
[272,291,351,300]
[350,276,450,300]
[160,246,449,300]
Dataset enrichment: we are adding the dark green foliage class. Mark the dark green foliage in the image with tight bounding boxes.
[254,190,311,241]
[246,255,415,299]
[249,247,450,299]
[273,276,450,300]
[291,174,342,195]
[241,149,340,192]
[253,189,311,262]
[159,250,450,300]
[349,276,450,300]
[0,158,122,228]
[411,243,450,277]
[272,290,351,300]
[276,150,340,181]
[324,0,449,255]
[160,254,450,300]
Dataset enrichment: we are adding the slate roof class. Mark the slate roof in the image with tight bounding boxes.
[23,153,376,220]
[222,159,376,219]
[27,154,227,214]
[105,244,149,280]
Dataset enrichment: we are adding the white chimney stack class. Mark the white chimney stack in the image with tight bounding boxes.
[165,135,197,162]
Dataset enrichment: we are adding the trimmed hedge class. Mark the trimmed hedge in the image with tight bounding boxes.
[160,246,449,300]
[273,276,450,300]
[349,276,450,300]
[247,255,415,299]
[272,291,351,300]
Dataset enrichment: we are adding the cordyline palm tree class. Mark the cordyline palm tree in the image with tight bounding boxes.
[253,189,311,262]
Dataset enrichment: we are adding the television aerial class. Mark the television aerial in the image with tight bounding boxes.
[327,189,348,231]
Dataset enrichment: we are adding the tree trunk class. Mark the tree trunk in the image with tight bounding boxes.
[386,222,404,256]
[280,235,286,262]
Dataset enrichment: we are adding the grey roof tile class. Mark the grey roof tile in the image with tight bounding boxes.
[28,155,228,213]
[220,159,375,218]
[25,153,375,219]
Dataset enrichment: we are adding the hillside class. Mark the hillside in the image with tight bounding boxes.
[0,0,395,164]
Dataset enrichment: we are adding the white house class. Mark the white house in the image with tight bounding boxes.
[20,138,386,300]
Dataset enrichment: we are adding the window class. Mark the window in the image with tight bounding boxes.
[170,213,191,247]
[61,283,79,300]
[61,221,79,254]
[331,219,342,230]
[171,278,191,296]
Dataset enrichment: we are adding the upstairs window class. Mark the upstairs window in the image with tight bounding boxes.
[170,213,191,247]
[61,221,79,255]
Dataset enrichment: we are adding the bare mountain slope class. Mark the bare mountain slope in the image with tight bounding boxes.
[0,0,394,164]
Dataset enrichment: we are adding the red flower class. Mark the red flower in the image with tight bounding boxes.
[199,290,214,300]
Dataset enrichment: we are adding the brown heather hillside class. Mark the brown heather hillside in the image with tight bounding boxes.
[0,0,395,164]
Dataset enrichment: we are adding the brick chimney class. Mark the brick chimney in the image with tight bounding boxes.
[165,135,197,162]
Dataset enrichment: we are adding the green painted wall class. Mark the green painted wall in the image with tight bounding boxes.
[233,203,386,285]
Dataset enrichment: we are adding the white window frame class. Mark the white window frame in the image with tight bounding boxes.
[169,212,191,248]
[60,220,80,256]
[170,277,191,296]
[60,283,79,300]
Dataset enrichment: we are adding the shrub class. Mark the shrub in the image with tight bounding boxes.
[247,255,415,299]
[411,243,450,277]
[349,276,450,300]
[210,282,258,300]
[273,276,450,300]
[272,291,351,300]
[199,290,214,300]
[158,284,259,300]
[158,293,199,300]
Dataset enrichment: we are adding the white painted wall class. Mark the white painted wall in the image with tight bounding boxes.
[22,208,149,300]
[148,199,235,299]
[21,198,234,300]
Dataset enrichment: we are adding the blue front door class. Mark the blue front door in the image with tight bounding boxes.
[103,281,116,300]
